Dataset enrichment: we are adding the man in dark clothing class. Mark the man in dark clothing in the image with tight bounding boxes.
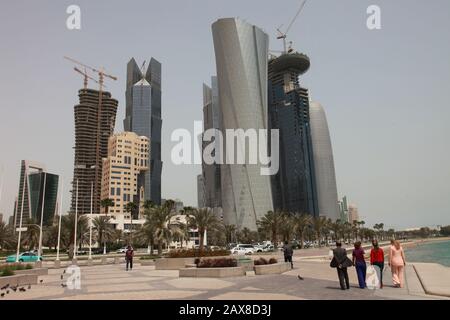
[282,241,294,269]
[125,245,134,271]
[333,241,350,290]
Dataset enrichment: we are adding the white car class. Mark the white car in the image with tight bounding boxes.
[116,247,128,253]
[231,244,255,255]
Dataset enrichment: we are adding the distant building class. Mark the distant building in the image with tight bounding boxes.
[197,174,206,208]
[8,215,14,227]
[101,132,149,230]
[124,58,162,205]
[201,77,222,211]
[310,102,340,220]
[348,203,359,223]
[71,88,118,215]
[338,196,349,223]
[14,160,59,228]
[0,213,3,223]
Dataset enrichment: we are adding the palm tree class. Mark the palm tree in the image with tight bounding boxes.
[186,207,220,251]
[100,198,115,215]
[22,219,40,250]
[124,201,138,243]
[279,212,295,242]
[312,216,327,247]
[236,227,253,244]
[145,199,177,255]
[0,221,14,250]
[330,219,342,241]
[61,212,89,259]
[93,216,113,254]
[136,218,156,254]
[224,224,237,244]
[293,213,312,249]
[257,210,283,248]
[43,224,59,250]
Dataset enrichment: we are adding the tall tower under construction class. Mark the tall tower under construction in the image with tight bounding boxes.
[268,52,318,216]
[71,88,118,214]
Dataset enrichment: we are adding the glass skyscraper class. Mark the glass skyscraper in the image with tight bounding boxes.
[124,58,162,205]
[268,53,318,216]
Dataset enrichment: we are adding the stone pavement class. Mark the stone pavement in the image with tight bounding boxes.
[1,259,448,300]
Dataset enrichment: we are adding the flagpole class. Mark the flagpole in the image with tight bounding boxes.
[56,177,63,261]
[73,179,78,260]
[37,173,47,257]
[89,181,93,260]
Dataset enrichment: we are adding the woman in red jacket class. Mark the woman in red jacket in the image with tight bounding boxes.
[370,239,385,288]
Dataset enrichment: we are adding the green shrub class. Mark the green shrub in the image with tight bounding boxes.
[25,264,33,269]
[167,249,230,258]
[16,264,25,270]
[196,258,237,268]
[139,255,160,260]
[1,267,14,277]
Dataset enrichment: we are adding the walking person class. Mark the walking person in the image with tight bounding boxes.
[389,240,406,288]
[125,245,134,271]
[352,241,366,289]
[370,239,385,288]
[332,241,351,290]
[282,241,295,269]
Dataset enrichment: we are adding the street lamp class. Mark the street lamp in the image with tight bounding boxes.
[56,177,63,261]
[37,173,47,257]
[88,181,93,260]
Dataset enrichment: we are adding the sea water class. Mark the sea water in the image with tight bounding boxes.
[405,240,450,267]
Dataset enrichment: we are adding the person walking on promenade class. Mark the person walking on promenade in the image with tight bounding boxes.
[352,241,366,289]
[282,241,294,269]
[332,241,351,290]
[370,239,385,288]
[389,240,406,288]
[125,245,134,271]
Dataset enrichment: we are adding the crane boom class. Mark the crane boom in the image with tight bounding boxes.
[285,0,307,35]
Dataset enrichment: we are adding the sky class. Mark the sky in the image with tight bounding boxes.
[0,0,449,230]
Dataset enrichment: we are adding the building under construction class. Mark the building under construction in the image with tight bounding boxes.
[71,88,118,214]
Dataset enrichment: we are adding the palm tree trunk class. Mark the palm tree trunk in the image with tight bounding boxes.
[199,229,204,252]
[158,242,162,255]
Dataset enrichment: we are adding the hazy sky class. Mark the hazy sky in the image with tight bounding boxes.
[0,0,449,229]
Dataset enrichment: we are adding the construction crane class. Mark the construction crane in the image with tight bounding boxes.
[64,56,117,91]
[276,0,308,54]
[73,67,100,89]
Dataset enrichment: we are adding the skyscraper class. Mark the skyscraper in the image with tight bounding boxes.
[268,52,318,216]
[71,89,118,214]
[124,58,162,205]
[212,18,273,230]
[197,174,206,208]
[14,160,59,228]
[101,131,149,230]
[310,102,340,220]
[348,203,359,223]
[201,77,222,209]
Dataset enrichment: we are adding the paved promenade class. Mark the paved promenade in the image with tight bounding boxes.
[2,258,448,300]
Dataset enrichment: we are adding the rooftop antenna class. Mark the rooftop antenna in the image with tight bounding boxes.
[276,0,308,54]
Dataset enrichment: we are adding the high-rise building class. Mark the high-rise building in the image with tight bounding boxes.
[201,77,222,209]
[124,58,162,205]
[212,18,273,230]
[310,102,340,220]
[197,174,206,208]
[71,89,118,215]
[14,160,59,228]
[348,203,359,223]
[268,52,318,216]
[338,196,349,222]
[101,132,149,228]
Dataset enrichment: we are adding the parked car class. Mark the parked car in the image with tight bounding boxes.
[76,250,88,255]
[116,247,128,253]
[92,248,109,255]
[6,252,43,263]
[231,244,255,255]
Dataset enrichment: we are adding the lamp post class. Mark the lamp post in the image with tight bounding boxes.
[89,181,93,260]
[37,173,47,257]
[56,178,63,261]
[73,179,78,260]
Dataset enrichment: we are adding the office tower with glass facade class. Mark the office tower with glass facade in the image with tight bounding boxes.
[212,18,273,230]
[338,196,349,222]
[268,53,318,216]
[124,58,162,205]
[197,174,206,208]
[101,131,149,230]
[71,89,118,214]
[201,77,222,210]
[14,160,59,228]
[310,102,340,220]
